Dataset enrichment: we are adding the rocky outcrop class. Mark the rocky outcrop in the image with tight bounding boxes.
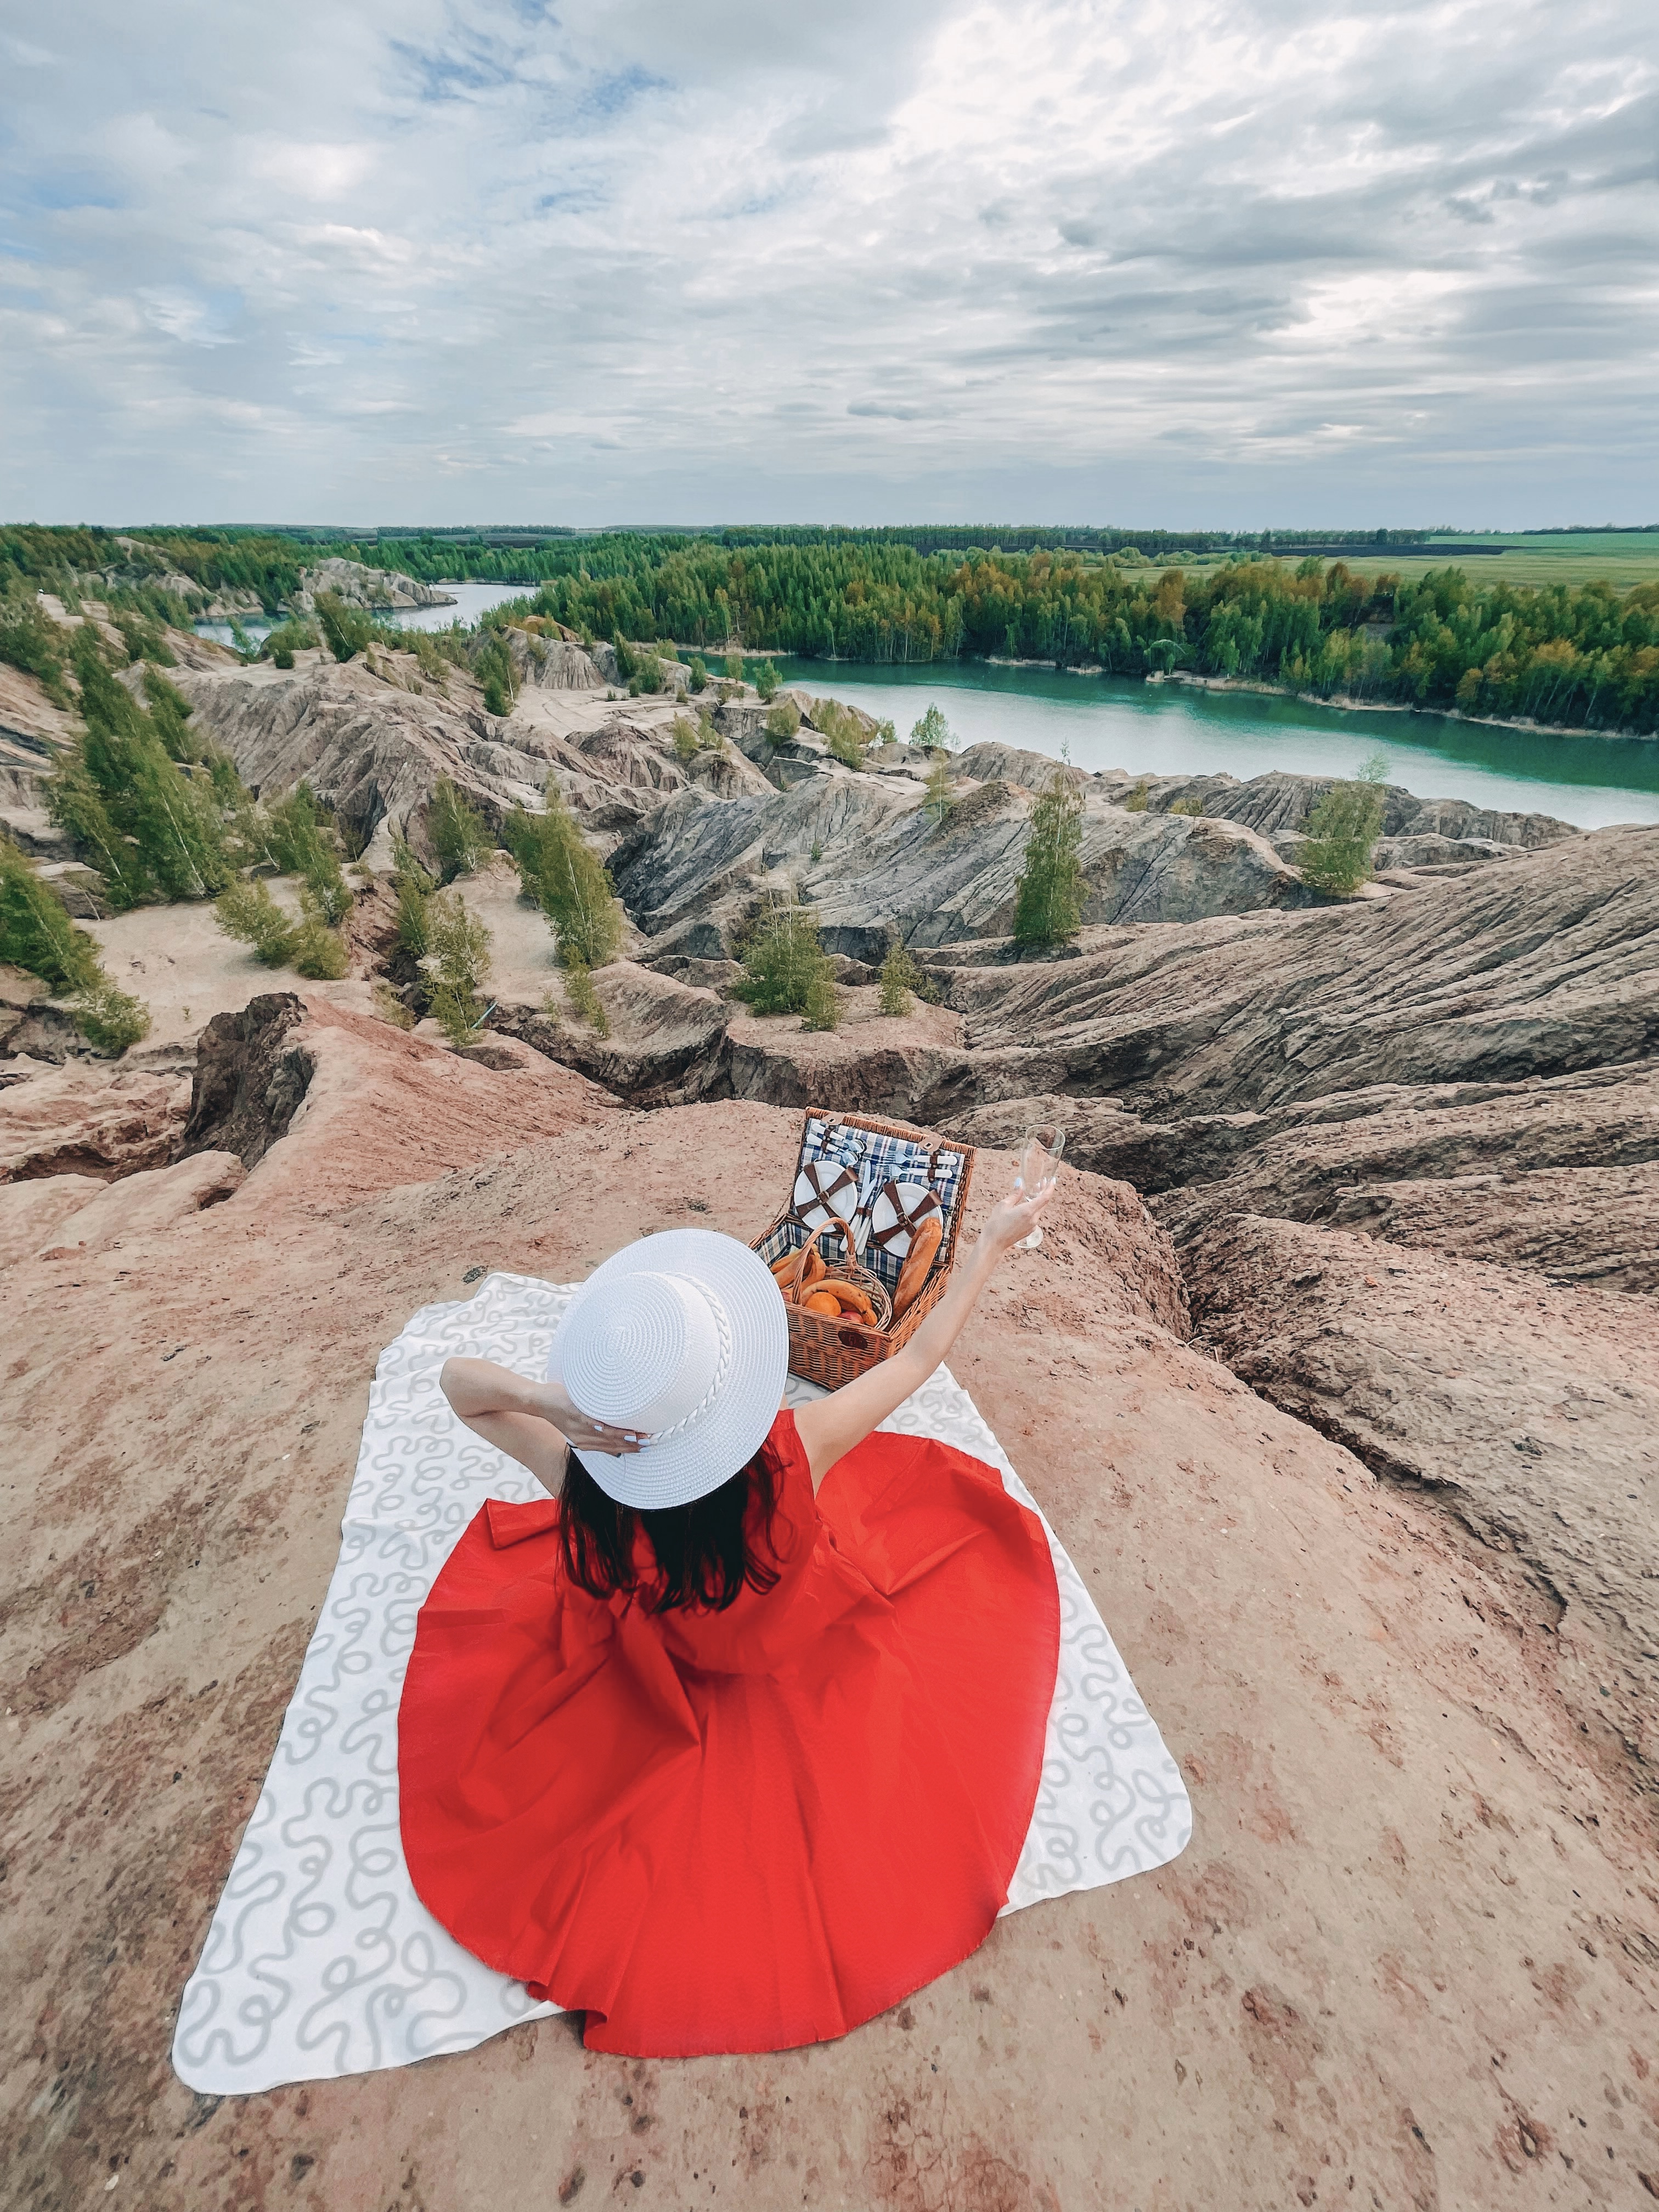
[927,826,1659,1114]
[951,1058,1659,1221]
[1322,1160,1659,1293]
[165,653,772,863]
[0,1148,243,1266]
[289,557,455,613]
[166,656,542,861]
[506,631,607,692]
[610,756,1316,965]
[1183,1211,1659,1790]
[180,994,316,1169]
[0,1059,191,1181]
[180,991,619,1210]
[493,963,968,1117]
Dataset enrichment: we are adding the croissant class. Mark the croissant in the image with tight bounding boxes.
[892,1215,943,1317]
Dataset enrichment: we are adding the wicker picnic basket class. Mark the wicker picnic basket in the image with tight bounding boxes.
[751,1111,976,1386]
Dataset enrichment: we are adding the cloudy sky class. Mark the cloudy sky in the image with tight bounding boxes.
[2,0,1655,528]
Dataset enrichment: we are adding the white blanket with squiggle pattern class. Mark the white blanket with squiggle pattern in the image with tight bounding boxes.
[171,1273,1190,2092]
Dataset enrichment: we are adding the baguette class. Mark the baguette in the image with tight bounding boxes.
[892,1215,943,1318]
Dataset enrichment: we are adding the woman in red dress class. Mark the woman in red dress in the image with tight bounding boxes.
[399,1175,1059,2058]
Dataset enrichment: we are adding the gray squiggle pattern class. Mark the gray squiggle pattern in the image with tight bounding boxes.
[172,1273,1190,2094]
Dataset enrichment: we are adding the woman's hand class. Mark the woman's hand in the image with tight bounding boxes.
[977,1177,1054,1260]
[538,1379,644,1457]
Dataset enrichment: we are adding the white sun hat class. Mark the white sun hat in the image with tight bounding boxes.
[546,1228,790,1509]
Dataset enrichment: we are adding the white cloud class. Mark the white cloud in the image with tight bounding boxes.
[246,140,377,202]
[1,0,1655,523]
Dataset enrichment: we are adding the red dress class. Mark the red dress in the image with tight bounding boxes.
[398,1410,1060,2057]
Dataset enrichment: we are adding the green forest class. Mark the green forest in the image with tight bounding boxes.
[4,524,1659,733]
[509,540,1659,735]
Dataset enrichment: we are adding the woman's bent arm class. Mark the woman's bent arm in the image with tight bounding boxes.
[792,1180,1051,1488]
[439,1356,642,1490]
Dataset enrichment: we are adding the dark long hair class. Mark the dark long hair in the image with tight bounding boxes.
[557,1447,783,1613]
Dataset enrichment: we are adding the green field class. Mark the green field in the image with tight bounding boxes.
[1291,532,1659,590]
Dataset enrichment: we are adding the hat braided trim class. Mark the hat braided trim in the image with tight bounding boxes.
[637,1283,734,1447]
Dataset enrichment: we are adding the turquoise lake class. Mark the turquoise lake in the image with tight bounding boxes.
[772,658,1659,830]
[192,598,1659,830]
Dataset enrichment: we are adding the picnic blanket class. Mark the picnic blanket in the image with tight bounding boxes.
[171,1272,1191,2094]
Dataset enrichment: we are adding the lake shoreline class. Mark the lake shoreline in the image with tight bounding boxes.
[722,646,1656,748]
[1153,669,1654,747]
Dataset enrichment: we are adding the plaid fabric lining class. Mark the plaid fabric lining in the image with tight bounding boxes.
[798,1118,968,1292]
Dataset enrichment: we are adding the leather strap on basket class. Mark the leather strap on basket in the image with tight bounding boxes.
[866,1179,943,1256]
[793,1160,860,1233]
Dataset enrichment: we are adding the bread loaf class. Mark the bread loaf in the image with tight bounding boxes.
[892,1214,943,1317]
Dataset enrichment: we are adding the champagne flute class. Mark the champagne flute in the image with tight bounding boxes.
[1014,1121,1065,1250]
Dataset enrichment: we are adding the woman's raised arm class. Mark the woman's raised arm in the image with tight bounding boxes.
[791,1179,1052,1488]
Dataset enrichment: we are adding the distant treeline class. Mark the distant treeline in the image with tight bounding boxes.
[504,539,1659,734]
[5,525,1659,733]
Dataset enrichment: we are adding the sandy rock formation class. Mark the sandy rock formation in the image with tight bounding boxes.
[927,825,1659,1113]
[4,1009,1657,2209]
[180,993,620,1207]
[610,757,1314,967]
[0,1058,191,1181]
[166,653,550,861]
[163,652,771,865]
[288,557,455,613]
[1324,1159,1659,1292]
[0,1148,243,1266]
[954,1059,1659,1233]
[1182,1211,1658,1791]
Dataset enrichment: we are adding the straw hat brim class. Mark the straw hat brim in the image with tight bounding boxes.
[548,1228,790,1509]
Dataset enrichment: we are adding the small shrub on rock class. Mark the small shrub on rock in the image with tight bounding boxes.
[800,969,840,1032]
[879,941,928,1017]
[1169,797,1204,817]
[216,878,297,966]
[672,714,700,762]
[475,634,517,718]
[504,781,622,971]
[754,659,781,703]
[72,982,151,1053]
[374,979,415,1030]
[427,777,493,883]
[764,698,801,742]
[291,891,349,979]
[562,959,611,1037]
[732,898,836,1019]
[1121,778,1150,813]
[909,703,956,753]
[424,891,493,1046]
[1013,772,1087,949]
[817,700,868,769]
[724,651,745,684]
[688,656,708,693]
[258,617,317,668]
[1297,761,1389,896]
[926,755,954,828]
[315,590,374,663]
[0,840,104,994]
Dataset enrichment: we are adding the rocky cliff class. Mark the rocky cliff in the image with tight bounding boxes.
[4,1000,1658,2209]
[287,556,455,613]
